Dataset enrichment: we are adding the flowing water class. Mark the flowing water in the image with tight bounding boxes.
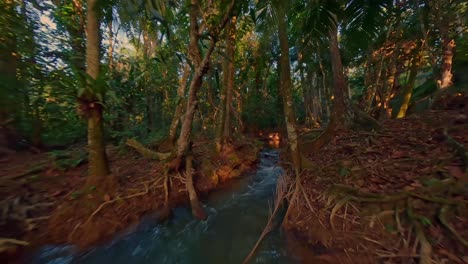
[33,149,291,264]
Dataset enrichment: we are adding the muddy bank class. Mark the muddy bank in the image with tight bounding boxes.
[284,100,468,263]
[1,138,261,262]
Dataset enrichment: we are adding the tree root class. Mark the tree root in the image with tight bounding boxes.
[328,184,466,205]
[68,179,160,240]
[126,138,172,160]
[0,238,29,252]
[443,129,468,175]
[185,155,207,220]
[439,205,468,248]
[407,198,432,264]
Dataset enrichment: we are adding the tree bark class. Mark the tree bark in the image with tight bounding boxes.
[223,16,236,142]
[169,64,191,145]
[175,0,210,160]
[396,52,421,119]
[175,0,234,161]
[0,0,19,123]
[277,5,301,172]
[328,23,350,129]
[185,154,207,220]
[439,39,455,89]
[85,0,109,182]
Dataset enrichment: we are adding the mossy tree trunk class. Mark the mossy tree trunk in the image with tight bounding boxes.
[276,4,301,173]
[85,0,109,183]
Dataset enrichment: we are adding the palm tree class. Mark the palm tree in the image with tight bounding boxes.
[255,0,302,172]
[85,0,110,183]
[299,0,390,149]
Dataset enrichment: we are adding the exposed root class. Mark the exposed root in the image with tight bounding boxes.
[407,198,432,264]
[126,138,172,160]
[185,155,207,220]
[0,238,29,252]
[439,205,468,248]
[69,180,155,240]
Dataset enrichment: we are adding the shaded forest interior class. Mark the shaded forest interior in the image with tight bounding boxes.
[0,0,467,263]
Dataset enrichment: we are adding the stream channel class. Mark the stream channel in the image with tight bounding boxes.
[33,149,292,263]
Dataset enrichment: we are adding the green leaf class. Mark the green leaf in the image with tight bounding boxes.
[339,167,350,177]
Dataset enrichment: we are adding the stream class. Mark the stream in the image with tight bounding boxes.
[33,149,291,264]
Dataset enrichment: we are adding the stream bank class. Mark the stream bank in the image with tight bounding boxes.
[1,138,263,263]
[285,104,468,263]
[33,149,289,263]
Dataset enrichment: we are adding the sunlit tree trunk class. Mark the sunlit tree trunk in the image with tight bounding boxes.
[85,0,109,182]
[397,52,421,118]
[276,5,301,172]
[439,38,455,89]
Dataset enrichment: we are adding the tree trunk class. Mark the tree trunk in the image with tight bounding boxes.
[277,5,301,172]
[169,64,190,145]
[0,0,19,123]
[87,105,109,180]
[107,20,113,73]
[222,16,237,143]
[175,0,215,161]
[318,53,330,123]
[185,154,207,220]
[175,0,234,161]
[85,0,109,182]
[396,52,421,119]
[439,38,455,89]
[328,23,350,129]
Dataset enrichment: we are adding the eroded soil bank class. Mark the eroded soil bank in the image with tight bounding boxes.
[284,94,468,263]
[1,138,262,263]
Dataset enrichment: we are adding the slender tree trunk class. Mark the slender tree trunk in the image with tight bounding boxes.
[222,16,237,143]
[317,53,330,123]
[108,20,113,73]
[169,64,190,144]
[439,38,455,89]
[328,23,350,128]
[397,52,421,118]
[85,0,109,182]
[277,5,301,172]
[185,154,207,220]
[176,0,234,161]
[175,0,205,160]
[0,0,19,122]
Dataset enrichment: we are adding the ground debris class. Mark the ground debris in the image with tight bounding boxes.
[286,108,468,263]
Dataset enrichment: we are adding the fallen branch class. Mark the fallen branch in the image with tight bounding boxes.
[126,138,172,160]
[243,175,286,264]
[0,238,29,246]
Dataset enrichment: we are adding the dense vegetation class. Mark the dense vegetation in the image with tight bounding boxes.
[0,0,467,262]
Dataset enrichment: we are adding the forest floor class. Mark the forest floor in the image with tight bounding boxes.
[286,93,468,263]
[0,136,261,263]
